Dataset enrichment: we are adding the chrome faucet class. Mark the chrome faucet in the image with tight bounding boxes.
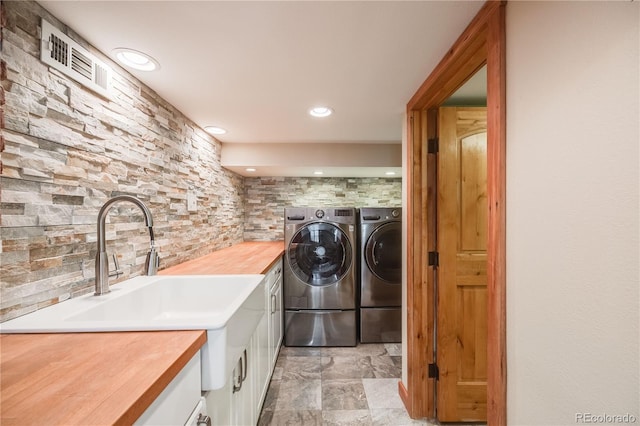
[95,195,160,295]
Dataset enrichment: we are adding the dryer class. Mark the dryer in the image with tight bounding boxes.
[284,207,357,347]
[360,207,402,343]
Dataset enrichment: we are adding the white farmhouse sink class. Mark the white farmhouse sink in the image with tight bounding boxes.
[0,274,266,390]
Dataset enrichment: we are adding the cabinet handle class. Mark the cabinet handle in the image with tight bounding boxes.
[271,294,276,314]
[232,357,243,393]
[196,414,212,426]
[241,349,248,382]
[232,349,249,393]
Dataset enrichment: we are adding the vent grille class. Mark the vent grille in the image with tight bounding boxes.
[49,33,68,66]
[40,19,112,97]
[94,63,109,89]
[71,48,92,79]
[334,209,353,217]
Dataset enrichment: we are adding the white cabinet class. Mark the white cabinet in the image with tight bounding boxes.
[255,303,270,418]
[205,256,284,426]
[267,258,283,371]
[135,352,205,426]
[206,327,263,425]
[206,347,252,425]
[234,347,255,425]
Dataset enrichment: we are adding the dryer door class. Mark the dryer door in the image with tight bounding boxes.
[288,222,353,287]
[365,221,402,284]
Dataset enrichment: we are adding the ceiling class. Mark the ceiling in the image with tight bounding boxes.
[38,0,486,176]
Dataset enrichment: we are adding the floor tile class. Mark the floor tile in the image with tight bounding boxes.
[390,355,402,369]
[363,355,402,378]
[370,408,433,425]
[321,346,363,357]
[322,410,373,425]
[271,364,284,381]
[281,346,323,357]
[321,356,363,379]
[282,356,322,380]
[384,343,402,356]
[262,381,280,412]
[322,379,368,410]
[275,379,322,410]
[259,409,323,426]
[260,344,425,426]
[322,343,387,358]
[362,378,405,409]
[275,353,287,369]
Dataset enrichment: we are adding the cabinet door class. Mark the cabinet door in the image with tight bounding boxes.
[255,310,270,417]
[232,347,254,426]
[268,257,284,371]
[233,383,252,425]
[271,278,283,369]
[204,364,234,425]
[206,350,253,426]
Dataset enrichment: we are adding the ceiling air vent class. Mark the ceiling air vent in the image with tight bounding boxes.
[40,19,112,97]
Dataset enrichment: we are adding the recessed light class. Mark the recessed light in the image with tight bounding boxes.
[204,126,227,135]
[313,171,324,175]
[113,48,159,71]
[385,171,396,176]
[246,168,256,172]
[309,106,333,118]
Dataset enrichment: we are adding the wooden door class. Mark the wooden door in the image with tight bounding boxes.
[437,107,488,422]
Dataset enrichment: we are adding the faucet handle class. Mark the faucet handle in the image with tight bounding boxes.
[109,253,123,278]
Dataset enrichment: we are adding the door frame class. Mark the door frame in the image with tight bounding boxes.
[399,1,506,424]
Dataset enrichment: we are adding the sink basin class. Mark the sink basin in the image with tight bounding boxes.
[0,274,266,390]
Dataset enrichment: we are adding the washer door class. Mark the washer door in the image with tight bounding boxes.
[365,221,401,283]
[288,222,353,287]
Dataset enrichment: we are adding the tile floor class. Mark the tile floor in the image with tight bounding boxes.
[257,343,436,425]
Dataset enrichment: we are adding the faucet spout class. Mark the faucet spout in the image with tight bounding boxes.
[95,195,159,295]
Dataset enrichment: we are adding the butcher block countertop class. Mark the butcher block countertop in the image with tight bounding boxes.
[0,241,284,425]
[160,241,285,275]
[0,331,206,426]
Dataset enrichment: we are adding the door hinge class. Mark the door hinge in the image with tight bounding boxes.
[427,138,439,154]
[428,362,439,380]
[428,251,439,267]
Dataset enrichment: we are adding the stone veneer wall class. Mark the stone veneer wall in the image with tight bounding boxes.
[244,177,402,241]
[0,1,245,321]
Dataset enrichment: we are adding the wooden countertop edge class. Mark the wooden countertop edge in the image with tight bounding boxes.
[159,241,284,275]
[114,330,207,426]
[262,252,284,272]
[0,331,208,426]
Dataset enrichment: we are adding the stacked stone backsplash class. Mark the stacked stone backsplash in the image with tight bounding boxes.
[244,177,401,241]
[0,1,245,322]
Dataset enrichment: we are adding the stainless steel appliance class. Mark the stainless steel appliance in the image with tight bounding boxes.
[359,207,402,343]
[284,207,357,346]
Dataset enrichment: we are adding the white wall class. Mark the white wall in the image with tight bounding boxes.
[506,2,639,425]
[221,142,402,177]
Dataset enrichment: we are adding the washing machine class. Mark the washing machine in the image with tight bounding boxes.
[360,207,402,343]
[284,207,357,346]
